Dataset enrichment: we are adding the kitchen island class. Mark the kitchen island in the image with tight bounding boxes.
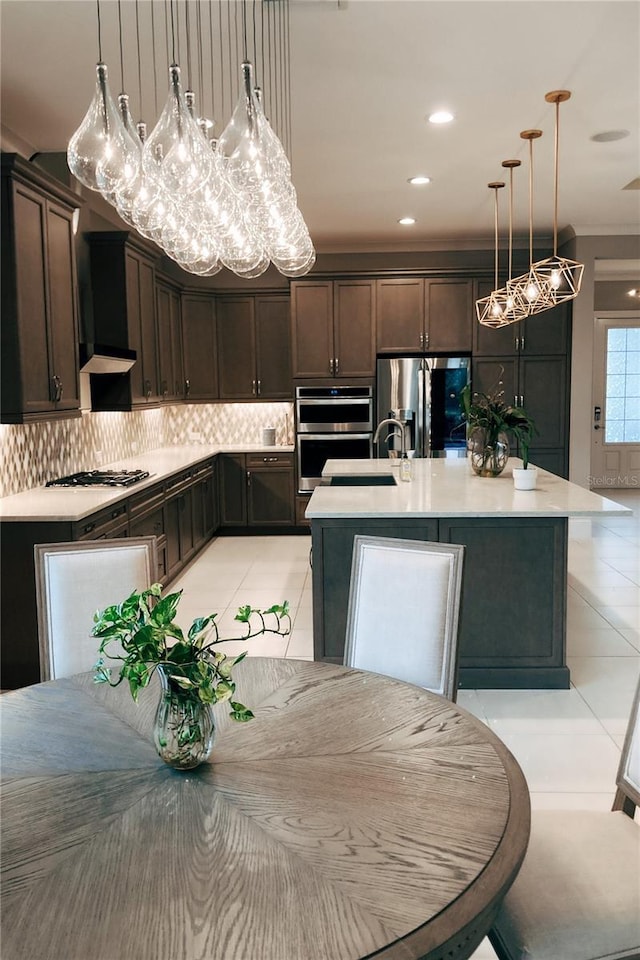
[306,457,630,689]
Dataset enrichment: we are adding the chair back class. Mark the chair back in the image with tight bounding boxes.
[343,536,464,700]
[34,538,158,680]
[615,674,640,813]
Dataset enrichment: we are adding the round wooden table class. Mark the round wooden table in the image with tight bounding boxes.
[1,659,530,960]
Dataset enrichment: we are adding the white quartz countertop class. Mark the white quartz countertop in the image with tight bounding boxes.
[0,444,294,522]
[305,457,632,519]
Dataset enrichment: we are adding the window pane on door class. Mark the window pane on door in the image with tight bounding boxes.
[606,327,640,442]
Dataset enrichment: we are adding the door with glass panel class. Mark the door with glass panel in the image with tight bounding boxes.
[591,319,640,489]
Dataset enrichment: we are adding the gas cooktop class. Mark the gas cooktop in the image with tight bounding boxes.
[46,470,150,488]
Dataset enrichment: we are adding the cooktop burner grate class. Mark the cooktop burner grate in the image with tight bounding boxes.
[46,470,150,488]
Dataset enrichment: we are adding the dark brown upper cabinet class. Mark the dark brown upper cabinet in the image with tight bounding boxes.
[291,279,375,379]
[473,279,570,358]
[88,232,160,410]
[181,293,218,402]
[217,294,292,399]
[156,276,183,402]
[376,277,473,354]
[1,154,81,423]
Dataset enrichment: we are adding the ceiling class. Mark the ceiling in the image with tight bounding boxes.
[1,0,639,253]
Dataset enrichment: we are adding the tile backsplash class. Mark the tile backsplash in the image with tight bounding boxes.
[0,402,294,498]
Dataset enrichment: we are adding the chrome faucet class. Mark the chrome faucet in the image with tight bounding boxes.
[373,417,407,458]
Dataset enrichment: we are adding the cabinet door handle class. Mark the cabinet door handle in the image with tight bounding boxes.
[246,470,251,486]
[252,379,256,395]
[424,332,429,350]
[257,379,261,395]
[185,378,191,397]
[334,358,339,375]
[515,337,520,351]
[419,333,424,349]
[51,375,62,402]
[329,359,334,375]
[161,380,168,397]
[520,395,524,407]
[144,378,152,399]
[521,335,525,352]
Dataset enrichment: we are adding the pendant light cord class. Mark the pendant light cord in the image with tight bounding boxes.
[96,0,103,62]
[169,0,176,65]
[553,98,559,257]
[185,1,192,90]
[117,0,125,94]
[135,0,143,119]
[286,0,292,158]
[528,138,533,264]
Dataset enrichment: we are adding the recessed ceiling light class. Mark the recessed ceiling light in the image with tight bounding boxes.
[398,217,416,226]
[627,288,640,298]
[408,176,431,185]
[590,129,630,142]
[428,110,454,125]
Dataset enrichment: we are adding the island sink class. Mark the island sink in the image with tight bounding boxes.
[321,474,397,487]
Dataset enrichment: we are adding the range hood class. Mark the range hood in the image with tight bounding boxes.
[79,343,136,374]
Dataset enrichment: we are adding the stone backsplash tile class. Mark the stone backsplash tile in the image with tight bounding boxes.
[0,402,294,498]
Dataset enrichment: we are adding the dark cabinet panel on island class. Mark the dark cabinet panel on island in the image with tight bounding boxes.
[1,154,81,423]
[310,514,569,689]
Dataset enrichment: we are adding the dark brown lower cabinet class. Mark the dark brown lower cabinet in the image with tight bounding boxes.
[219,453,295,528]
[311,515,569,689]
[165,487,194,578]
[1,458,220,689]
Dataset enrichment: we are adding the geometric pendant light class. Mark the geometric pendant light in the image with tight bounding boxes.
[528,90,584,308]
[506,128,556,316]
[476,181,512,327]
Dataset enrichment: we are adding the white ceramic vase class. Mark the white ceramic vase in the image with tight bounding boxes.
[513,466,538,490]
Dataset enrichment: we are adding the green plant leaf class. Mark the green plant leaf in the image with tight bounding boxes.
[215,680,234,703]
[234,605,253,623]
[188,613,217,640]
[151,591,183,626]
[230,701,254,722]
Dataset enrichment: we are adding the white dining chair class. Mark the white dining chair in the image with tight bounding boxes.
[343,535,465,701]
[490,675,640,960]
[34,537,158,680]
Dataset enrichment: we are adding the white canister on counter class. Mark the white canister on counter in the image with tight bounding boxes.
[262,426,276,446]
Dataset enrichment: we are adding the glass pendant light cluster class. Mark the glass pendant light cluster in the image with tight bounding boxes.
[67,0,314,279]
[477,90,584,327]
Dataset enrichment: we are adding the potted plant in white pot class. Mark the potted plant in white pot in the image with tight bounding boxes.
[512,423,539,490]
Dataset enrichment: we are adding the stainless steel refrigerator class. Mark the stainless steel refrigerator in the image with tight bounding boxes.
[375,356,470,458]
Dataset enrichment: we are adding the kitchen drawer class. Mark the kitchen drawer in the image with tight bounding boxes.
[73,501,129,541]
[130,505,164,539]
[164,468,195,496]
[246,453,293,469]
[129,484,164,519]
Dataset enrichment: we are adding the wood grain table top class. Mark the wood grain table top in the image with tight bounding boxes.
[0,658,530,960]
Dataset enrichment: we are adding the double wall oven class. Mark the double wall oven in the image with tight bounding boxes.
[296,386,373,492]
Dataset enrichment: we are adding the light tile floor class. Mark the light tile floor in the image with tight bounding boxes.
[172,489,640,960]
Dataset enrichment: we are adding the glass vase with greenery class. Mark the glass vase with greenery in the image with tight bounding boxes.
[460,382,537,477]
[92,583,291,769]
